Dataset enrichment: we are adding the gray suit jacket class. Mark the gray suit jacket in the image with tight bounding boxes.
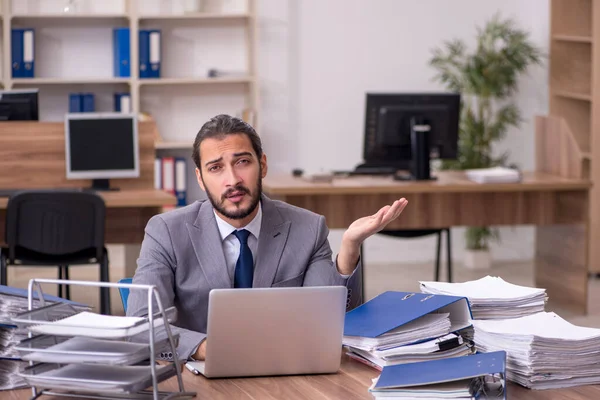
[127,194,362,359]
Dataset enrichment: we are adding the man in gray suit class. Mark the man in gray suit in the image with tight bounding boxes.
[127,114,408,362]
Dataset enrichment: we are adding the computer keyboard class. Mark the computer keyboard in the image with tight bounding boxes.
[333,165,398,176]
[350,166,397,175]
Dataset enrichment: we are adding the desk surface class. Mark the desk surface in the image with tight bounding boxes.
[7,355,598,399]
[0,189,176,208]
[263,171,591,195]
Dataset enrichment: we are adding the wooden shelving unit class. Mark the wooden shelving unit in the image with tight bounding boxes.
[548,0,600,273]
[0,0,259,131]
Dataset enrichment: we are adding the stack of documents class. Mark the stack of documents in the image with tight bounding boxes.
[420,276,547,319]
[473,312,600,389]
[347,333,474,370]
[368,351,507,399]
[343,292,473,370]
[465,166,521,183]
[0,285,89,390]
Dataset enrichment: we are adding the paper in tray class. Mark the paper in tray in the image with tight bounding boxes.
[12,305,176,339]
[17,335,173,365]
[18,363,176,393]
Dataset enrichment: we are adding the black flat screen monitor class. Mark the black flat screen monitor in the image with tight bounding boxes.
[65,113,140,191]
[0,89,39,121]
[363,93,460,180]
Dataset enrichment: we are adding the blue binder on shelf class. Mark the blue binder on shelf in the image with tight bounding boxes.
[344,291,472,338]
[175,157,187,207]
[82,93,95,112]
[113,27,130,78]
[139,29,161,78]
[114,92,131,112]
[372,350,506,399]
[11,28,35,78]
[69,93,95,112]
[69,93,82,112]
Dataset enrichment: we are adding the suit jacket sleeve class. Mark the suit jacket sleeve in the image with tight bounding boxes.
[126,215,206,360]
[302,215,362,310]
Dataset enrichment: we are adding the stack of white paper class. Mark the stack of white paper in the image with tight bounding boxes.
[465,166,521,183]
[420,276,547,319]
[346,333,474,370]
[29,312,163,339]
[369,377,474,399]
[473,312,600,389]
[344,313,475,371]
[343,313,452,352]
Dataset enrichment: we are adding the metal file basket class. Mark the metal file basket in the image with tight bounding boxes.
[10,278,197,400]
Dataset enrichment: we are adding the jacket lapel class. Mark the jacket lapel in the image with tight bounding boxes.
[186,201,232,289]
[253,195,291,288]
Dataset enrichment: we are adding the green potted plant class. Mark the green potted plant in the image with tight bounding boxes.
[429,13,543,268]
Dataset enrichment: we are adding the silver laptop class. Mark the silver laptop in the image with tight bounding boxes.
[186,286,347,378]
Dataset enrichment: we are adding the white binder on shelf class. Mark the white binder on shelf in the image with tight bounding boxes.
[154,157,162,190]
[175,158,187,207]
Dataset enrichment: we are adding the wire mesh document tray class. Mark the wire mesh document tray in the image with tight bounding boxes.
[16,333,179,365]
[12,304,177,339]
[18,363,177,394]
[12,278,196,400]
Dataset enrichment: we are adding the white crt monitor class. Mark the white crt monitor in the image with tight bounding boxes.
[65,113,139,191]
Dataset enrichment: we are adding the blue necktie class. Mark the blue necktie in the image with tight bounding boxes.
[233,229,253,288]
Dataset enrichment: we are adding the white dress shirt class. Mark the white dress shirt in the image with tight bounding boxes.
[213,202,262,282]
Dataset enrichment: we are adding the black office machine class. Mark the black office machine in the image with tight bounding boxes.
[360,92,460,180]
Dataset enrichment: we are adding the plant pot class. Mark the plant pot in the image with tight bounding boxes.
[463,249,492,270]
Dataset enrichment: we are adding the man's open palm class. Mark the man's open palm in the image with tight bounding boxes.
[344,198,408,245]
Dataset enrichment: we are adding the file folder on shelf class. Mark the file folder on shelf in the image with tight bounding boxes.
[139,30,161,78]
[175,157,187,207]
[114,92,131,113]
[69,93,82,113]
[82,93,95,112]
[12,28,35,78]
[344,291,472,340]
[370,351,506,399]
[149,30,161,78]
[113,28,130,78]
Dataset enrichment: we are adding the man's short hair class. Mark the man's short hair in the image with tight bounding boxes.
[192,114,262,169]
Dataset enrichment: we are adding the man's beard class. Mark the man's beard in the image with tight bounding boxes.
[204,175,262,220]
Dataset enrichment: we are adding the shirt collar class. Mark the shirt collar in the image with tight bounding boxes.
[213,201,262,241]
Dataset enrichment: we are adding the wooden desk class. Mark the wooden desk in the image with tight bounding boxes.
[7,355,599,399]
[263,171,592,313]
[0,120,176,245]
[0,189,176,244]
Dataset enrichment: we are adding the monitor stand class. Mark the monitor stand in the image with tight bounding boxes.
[394,116,437,181]
[86,179,120,192]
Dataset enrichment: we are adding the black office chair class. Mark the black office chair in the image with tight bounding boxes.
[0,190,111,315]
[360,228,452,301]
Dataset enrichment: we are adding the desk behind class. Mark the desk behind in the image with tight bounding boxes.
[0,189,176,244]
[0,120,176,246]
[263,171,591,314]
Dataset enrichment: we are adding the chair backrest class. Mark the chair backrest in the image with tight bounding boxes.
[118,277,133,312]
[5,190,106,262]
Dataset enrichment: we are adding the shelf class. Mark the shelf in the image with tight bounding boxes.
[11,77,131,85]
[552,34,592,43]
[552,90,592,102]
[139,13,250,21]
[550,41,591,96]
[139,77,253,86]
[11,14,128,21]
[551,0,592,38]
[155,142,192,150]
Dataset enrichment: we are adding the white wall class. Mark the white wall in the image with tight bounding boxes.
[16,0,550,267]
[259,0,550,264]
